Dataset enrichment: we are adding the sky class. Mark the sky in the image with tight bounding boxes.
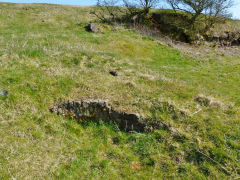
[0,0,240,19]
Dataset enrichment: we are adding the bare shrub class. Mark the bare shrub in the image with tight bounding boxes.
[90,0,124,23]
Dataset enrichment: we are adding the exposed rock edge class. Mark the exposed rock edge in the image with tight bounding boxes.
[50,99,162,132]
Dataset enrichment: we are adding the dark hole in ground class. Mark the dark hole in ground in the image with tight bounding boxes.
[109,70,118,77]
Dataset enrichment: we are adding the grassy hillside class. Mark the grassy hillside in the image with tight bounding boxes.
[0,3,239,179]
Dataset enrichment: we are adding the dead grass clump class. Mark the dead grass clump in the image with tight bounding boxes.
[194,94,224,108]
[125,81,136,88]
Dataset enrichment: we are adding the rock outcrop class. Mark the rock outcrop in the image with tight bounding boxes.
[0,89,8,98]
[208,31,240,46]
[86,23,102,33]
[50,99,189,133]
[50,100,148,132]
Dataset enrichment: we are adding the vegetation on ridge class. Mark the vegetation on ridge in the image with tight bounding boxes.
[94,0,234,42]
[0,2,239,179]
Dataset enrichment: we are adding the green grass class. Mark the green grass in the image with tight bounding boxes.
[0,2,239,179]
